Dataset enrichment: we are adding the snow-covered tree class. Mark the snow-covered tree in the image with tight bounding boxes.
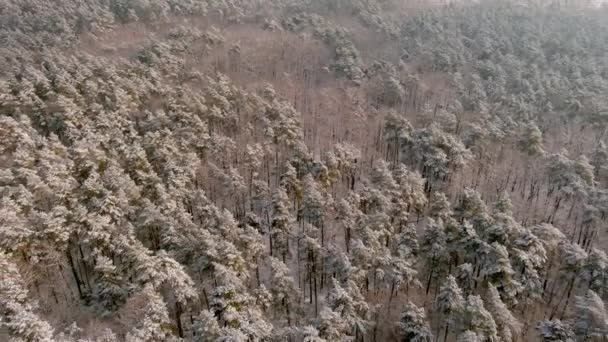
[547,151,593,203]
[317,307,348,341]
[193,310,221,342]
[420,218,448,294]
[481,242,521,306]
[299,224,324,314]
[437,275,465,340]
[300,325,327,342]
[559,242,588,293]
[429,192,453,223]
[396,223,419,259]
[271,187,293,261]
[384,112,413,164]
[532,223,566,286]
[510,229,547,303]
[485,285,521,341]
[393,164,428,217]
[573,290,608,340]
[335,194,361,252]
[326,279,371,340]
[517,122,545,156]
[591,140,608,184]
[299,174,324,229]
[0,252,54,341]
[386,255,419,299]
[581,248,608,295]
[93,255,129,312]
[454,189,492,233]
[410,124,471,190]
[280,161,302,202]
[485,194,522,245]
[456,263,475,297]
[270,257,299,325]
[371,160,397,192]
[536,320,575,342]
[456,330,482,342]
[398,302,433,342]
[209,284,272,341]
[463,295,498,342]
[125,286,175,342]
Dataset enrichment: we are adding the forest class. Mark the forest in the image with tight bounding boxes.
[1,0,608,341]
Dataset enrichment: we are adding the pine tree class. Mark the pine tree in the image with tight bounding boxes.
[399,302,433,342]
[410,124,471,190]
[581,248,608,295]
[384,112,413,164]
[481,242,521,306]
[532,224,566,292]
[447,221,481,268]
[0,252,54,342]
[326,279,371,340]
[511,229,547,303]
[335,194,361,252]
[463,295,498,342]
[93,255,129,312]
[547,151,592,204]
[485,193,522,245]
[536,320,575,342]
[550,242,588,320]
[485,285,521,342]
[382,76,405,106]
[456,330,482,342]
[270,257,299,325]
[517,122,545,156]
[299,174,324,230]
[573,290,608,340]
[420,218,448,295]
[317,307,348,341]
[193,310,221,342]
[299,225,324,315]
[437,275,465,340]
[429,192,453,223]
[396,223,419,259]
[300,325,327,342]
[125,286,175,342]
[371,160,397,191]
[254,284,273,313]
[454,189,492,233]
[235,218,266,280]
[591,140,608,184]
[280,161,302,202]
[271,188,293,261]
[575,156,596,188]
[386,255,419,301]
[393,164,428,217]
[0,198,31,255]
[209,284,272,341]
[456,263,475,297]
[332,142,361,190]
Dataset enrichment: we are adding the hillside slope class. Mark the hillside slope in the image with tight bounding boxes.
[1,1,608,341]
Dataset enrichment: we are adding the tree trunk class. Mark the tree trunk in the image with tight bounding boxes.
[346,226,351,253]
[78,245,92,293]
[313,255,318,316]
[175,302,184,338]
[426,259,435,295]
[67,250,84,299]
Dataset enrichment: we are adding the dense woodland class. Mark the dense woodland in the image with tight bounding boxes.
[1,0,608,341]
